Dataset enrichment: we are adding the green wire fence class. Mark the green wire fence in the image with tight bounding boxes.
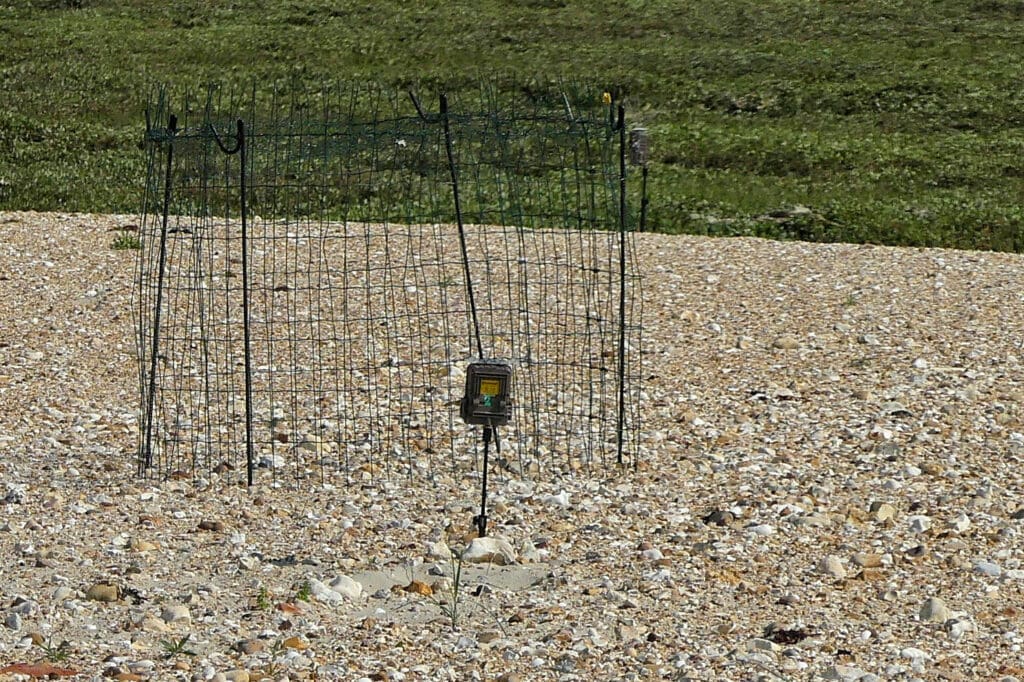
[135,81,644,485]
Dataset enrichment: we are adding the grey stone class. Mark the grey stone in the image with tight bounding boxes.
[919,597,950,624]
[823,664,871,681]
[4,612,21,631]
[160,603,191,625]
[973,560,1001,577]
[818,555,846,579]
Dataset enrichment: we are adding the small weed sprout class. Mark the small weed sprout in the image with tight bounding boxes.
[263,638,288,678]
[38,637,72,662]
[294,581,312,602]
[254,585,272,610]
[159,634,196,659]
[432,547,466,631]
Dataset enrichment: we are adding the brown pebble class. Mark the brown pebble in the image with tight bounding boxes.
[403,580,433,596]
[197,519,225,532]
[85,583,119,602]
[234,639,265,655]
[282,636,308,650]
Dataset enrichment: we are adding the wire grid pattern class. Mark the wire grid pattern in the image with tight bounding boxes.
[136,83,643,484]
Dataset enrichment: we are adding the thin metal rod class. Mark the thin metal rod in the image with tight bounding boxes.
[477,425,492,537]
[142,113,178,474]
[209,118,254,485]
[616,104,628,467]
[238,119,255,487]
[440,92,485,359]
[639,164,649,233]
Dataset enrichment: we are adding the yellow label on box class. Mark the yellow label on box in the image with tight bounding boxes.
[479,378,501,397]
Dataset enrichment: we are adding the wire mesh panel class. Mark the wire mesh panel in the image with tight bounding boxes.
[135,82,643,484]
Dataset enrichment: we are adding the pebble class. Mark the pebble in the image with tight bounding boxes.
[973,560,1001,577]
[160,604,191,625]
[947,618,974,641]
[949,513,971,532]
[870,502,897,523]
[308,579,344,605]
[5,612,22,631]
[823,664,871,681]
[919,597,950,624]
[772,335,801,350]
[541,490,571,508]
[519,540,541,563]
[851,552,883,568]
[85,583,119,602]
[818,555,846,579]
[901,646,930,661]
[640,548,663,561]
[462,536,517,565]
[8,216,1024,681]
[329,575,363,600]
[427,540,452,560]
[908,515,932,533]
[4,484,28,504]
[703,509,734,526]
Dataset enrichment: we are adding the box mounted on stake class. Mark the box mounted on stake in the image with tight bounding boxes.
[459,359,512,539]
[459,360,513,427]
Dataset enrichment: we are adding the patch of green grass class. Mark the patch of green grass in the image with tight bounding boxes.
[111,230,140,250]
[2,1,1024,250]
[294,580,311,603]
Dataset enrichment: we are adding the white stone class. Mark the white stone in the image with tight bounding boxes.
[462,536,517,565]
[949,513,971,532]
[308,579,343,606]
[238,555,260,571]
[519,540,541,563]
[541,491,570,508]
[427,540,451,560]
[329,574,363,601]
[948,618,975,641]
[900,646,930,661]
[908,515,932,533]
[641,548,663,561]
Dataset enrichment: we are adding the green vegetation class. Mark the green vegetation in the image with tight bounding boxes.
[37,637,72,663]
[294,580,311,603]
[110,229,140,250]
[159,634,196,659]
[2,0,1024,250]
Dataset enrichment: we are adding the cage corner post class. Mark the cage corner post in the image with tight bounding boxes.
[140,112,178,477]
[210,116,255,486]
[237,119,255,487]
[616,103,629,469]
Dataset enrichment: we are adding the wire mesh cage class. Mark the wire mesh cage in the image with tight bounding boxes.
[135,81,643,485]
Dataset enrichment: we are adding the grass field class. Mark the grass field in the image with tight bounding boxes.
[3,0,1024,250]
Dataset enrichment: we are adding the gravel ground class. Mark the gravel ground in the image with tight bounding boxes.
[2,211,1024,681]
